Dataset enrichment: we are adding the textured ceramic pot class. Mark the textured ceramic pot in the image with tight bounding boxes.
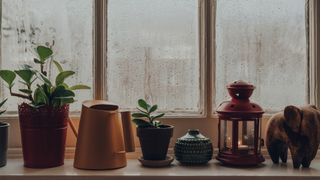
[0,122,9,167]
[137,125,174,160]
[18,103,69,168]
[174,129,213,165]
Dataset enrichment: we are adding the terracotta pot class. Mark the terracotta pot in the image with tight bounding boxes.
[0,122,9,167]
[18,103,69,168]
[137,125,174,160]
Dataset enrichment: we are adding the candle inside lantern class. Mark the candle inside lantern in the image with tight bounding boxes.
[238,141,249,153]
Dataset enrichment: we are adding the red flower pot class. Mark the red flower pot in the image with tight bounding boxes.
[18,103,69,168]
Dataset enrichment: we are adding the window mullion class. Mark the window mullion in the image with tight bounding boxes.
[94,0,107,100]
[309,0,320,107]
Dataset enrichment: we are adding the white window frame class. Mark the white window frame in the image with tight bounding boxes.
[0,0,318,153]
[95,0,319,119]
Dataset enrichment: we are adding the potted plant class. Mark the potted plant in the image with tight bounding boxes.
[0,99,9,167]
[0,44,90,168]
[132,99,174,161]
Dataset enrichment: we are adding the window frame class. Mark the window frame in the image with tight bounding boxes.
[0,0,318,119]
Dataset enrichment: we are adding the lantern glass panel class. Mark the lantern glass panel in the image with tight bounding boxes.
[220,119,233,151]
[238,120,255,153]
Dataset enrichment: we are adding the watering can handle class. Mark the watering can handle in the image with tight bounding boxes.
[69,119,78,138]
[120,111,135,152]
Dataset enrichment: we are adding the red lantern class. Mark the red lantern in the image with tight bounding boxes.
[216,80,264,166]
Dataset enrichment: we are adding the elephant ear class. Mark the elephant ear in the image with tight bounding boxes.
[284,105,302,133]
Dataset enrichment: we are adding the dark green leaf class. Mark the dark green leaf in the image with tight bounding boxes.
[132,112,149,118]
[138,99,149,110]
[132,119,152,127]
[55,71,75,85]
[34,58,44,64]
[19,89,32,95]
[52,85,75,98]
[37,46,53,61]
[0,110,6,115]
[39,73,52,87]
[0,99,7,109]
[14,69,36,84]
[149,105,158,113]
[33,87,48,105]
[53,60,63,72]
[151,113,165,121]
[69,84,91,90]
[0,70,16,86]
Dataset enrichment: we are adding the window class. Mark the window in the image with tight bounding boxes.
[215,0,308,112]
[1,0,94,112]
[107,0,201,114]
[0,0,313,116]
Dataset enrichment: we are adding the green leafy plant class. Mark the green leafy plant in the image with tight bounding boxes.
[0,44,90,108]
[0,99,7,115]
[132,99,165,128]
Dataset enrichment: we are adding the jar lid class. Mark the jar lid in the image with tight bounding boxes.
[177,129,210,142]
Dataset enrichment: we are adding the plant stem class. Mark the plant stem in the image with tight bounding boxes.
[40,64,47,76]
[10,91,32,101]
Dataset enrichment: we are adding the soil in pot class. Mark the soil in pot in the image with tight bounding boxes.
[18,103,69,168]
[0,122,9,167]
[137,125,174,160]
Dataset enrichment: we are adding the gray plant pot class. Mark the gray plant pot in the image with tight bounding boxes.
[0,122,9,167]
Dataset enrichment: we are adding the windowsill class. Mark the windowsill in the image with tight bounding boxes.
[0,159,320,180]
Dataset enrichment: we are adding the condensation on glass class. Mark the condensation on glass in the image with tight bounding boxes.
[1,0,94,112]
[107,0,200,113]
[215,0,308,112]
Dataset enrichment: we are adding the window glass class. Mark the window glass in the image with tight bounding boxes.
[215,0,307,112]
[107,0,200,113]
[1,0,94,112]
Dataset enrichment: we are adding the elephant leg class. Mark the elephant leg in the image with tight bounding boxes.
[279,144,288,163]
[268,140,285,164]
[301,157,311,168]
[292,157,302,169]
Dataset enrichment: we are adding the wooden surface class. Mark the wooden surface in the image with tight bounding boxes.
[0,159,320,180]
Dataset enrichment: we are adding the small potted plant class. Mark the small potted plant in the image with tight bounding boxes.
[132,99,174,161]
[0,99,9,167]
[0,44,90,168]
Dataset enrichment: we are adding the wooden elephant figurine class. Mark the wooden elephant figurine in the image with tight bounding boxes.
[266,105,320,168]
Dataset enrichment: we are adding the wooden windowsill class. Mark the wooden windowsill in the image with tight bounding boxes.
[0,159,320,180]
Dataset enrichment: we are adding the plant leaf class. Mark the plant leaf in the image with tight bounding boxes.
[39,73,52,87]
[149,105,158,113]
[53,60,63,72]
[52,85,75,98]
[132,112,149,118]
[19,89,33,95]
[55,71,75,86]
[0,99,7,109]
[138,99,149,110]
[132,119,152,127]
[14,69,36,84]
[33,87,48,105]
[0,70,16,86]
[0,110,6,115]
[151,113,165,121]
[37,46,53,61]
[69,84,91,90]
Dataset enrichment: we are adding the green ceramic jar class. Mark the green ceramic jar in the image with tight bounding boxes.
[174,129,213,165]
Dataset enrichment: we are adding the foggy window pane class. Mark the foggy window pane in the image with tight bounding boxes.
[1,0,94,112]
[215,0,307,112]
[107,0,200,113]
